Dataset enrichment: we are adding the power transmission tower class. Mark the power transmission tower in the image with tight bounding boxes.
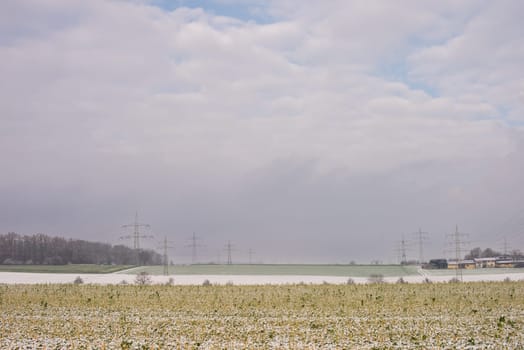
[120,212,153,249]
[446,225,469,282]
[395,236,409,264]
[224,240,235,265]
[186,232,204,264]
[501,237,509,256]
[158,236,175,275]
[413,228,429,264]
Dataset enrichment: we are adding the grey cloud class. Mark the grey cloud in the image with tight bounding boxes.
[1,0,523,263]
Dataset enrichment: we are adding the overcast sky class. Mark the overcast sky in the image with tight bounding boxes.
[1,0,524,263]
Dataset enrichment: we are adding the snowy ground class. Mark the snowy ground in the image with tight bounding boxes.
[0,270,523,285]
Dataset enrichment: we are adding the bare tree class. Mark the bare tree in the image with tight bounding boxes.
[135,272,152,285]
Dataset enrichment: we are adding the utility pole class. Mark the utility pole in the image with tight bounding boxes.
[158,236,175,276]
[225,241,234,265]
[447,225,468,282]
[121,212,153,249]
[413,228,429,265]
[186,232,203,264]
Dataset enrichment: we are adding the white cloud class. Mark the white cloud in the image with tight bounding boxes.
[408,1,524,121]
[1,0,523,261]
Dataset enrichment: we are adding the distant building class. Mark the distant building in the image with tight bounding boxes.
[427,259,448,269]
[447,260,476,270]
[495,259,516,268]
[474,257,497,268]
[425,256,524,270]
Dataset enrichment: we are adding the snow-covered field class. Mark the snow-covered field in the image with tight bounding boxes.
[1,271,523,285]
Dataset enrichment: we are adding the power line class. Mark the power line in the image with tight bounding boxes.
[120,212,153,249]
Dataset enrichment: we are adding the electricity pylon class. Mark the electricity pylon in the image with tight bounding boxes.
[224,241,235,265]
[500,237,509,256]
[120,212,153,249]
[158,236,175,275]
[186,232,204,264]
[413,228,429,264]
[447,225,469,282]
[395,235,410,264]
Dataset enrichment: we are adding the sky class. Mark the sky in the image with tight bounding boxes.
[1,0,524,264]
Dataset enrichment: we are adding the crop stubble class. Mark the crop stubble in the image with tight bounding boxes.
[0,282,523,349]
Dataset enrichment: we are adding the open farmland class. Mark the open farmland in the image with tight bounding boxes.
[123,264,420,277]
[1,282,523,349]
[0,264,134,274]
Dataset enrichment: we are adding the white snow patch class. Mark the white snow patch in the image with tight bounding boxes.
[0,272,523,285]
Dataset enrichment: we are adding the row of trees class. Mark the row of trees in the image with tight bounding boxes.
[0,232,162,265]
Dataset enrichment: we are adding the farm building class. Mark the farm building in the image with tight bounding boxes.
[423,257,524,270]
[495,259,516,268]
[426,259,448,269]
[451,257,524,269]
[447,260,476,270]
[474,257,497,268]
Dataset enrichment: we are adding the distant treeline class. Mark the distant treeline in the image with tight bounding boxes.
[0,232,162,265]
